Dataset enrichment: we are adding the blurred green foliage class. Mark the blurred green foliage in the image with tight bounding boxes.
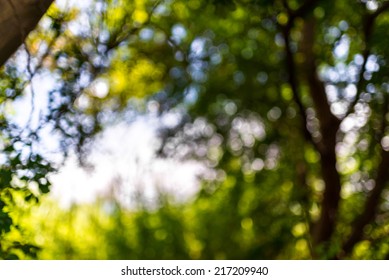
[2,0,389,259]
[22,185,306,260]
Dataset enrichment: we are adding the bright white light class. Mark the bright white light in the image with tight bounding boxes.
[251,158,264,171]
[12,73,54,129]
[340,116,355,132]
[56,0,92,9]
[161,110,182,128]
[171,24,187,44]
[190,38,206,57]
[334,36,350,59]
[50,118,205,208]
[366,0,378,11]
[381,136,389,151]
[89,78,109,98]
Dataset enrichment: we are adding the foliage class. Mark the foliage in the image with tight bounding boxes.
[22,189,305,260]
[3,0,389,259]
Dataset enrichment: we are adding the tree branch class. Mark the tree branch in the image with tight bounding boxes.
[289,0,319,21]
[280,0,323,151]
[281,25,318,150]
[281,1,343,249]
[298,16,343,248]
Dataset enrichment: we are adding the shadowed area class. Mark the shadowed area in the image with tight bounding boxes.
[0,0,54,66]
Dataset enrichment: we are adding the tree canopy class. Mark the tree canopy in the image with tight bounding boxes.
[2,0,389,259]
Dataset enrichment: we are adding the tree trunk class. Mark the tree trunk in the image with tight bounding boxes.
[0,0,54,67]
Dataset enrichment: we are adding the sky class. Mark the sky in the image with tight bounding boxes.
[13,83,205,208]
[10,73,206,207]
[9,0,206,208]
[49,118,205,208]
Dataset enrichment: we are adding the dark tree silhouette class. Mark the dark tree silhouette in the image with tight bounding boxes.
[0,0,54,66]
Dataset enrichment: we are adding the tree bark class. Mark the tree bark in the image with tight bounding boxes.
[281,2,343,251]
[0,0,54,67]
[300,17,342,247]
